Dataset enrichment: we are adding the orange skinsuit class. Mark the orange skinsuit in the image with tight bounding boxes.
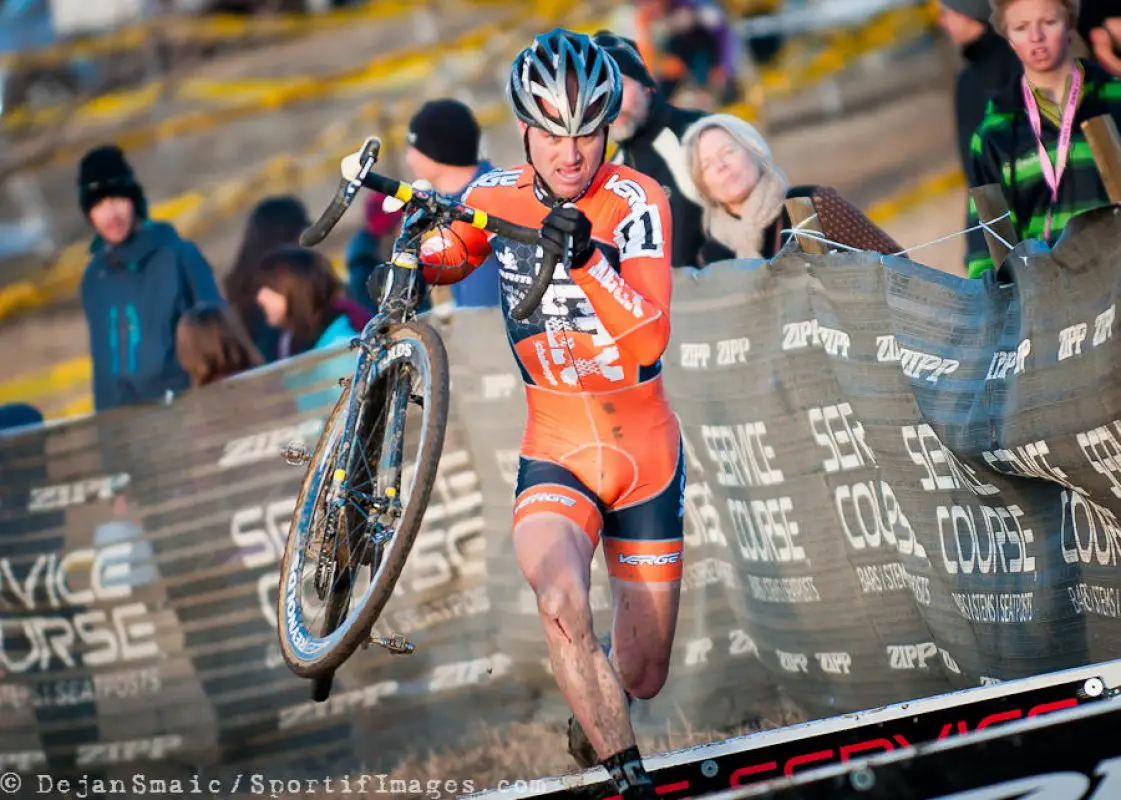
[419,162,686,584]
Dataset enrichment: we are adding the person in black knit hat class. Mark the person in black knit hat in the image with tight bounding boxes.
[592,30,711,269]
[405,97,481,170]
[77,143,224,412]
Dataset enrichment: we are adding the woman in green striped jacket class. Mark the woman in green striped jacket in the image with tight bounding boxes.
[964,0,1121,278]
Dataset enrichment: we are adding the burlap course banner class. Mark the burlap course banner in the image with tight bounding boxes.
[1,206,1120,786]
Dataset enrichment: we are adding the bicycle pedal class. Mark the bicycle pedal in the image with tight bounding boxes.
[281,441,311,466]
[371,634,415,655]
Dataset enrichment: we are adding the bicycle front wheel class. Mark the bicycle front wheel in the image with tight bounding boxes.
[276,321,450,678]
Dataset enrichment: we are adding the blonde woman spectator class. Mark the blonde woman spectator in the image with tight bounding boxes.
[964,0,1121,278]
[175,304,264,388]
[681,114,901,265]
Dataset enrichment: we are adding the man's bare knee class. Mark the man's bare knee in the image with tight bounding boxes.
[616,648,670,699]
[536,581,593,642]
[537,581,585,620]
[515,516,597,645]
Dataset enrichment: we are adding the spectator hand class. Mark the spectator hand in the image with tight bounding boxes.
[540,204,595,271]
[1090,22,1121,78]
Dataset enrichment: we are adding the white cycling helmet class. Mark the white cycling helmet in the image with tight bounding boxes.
[506,28,623,137]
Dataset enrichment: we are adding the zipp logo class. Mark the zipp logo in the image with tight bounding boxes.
[618,552,682,566]
[782,319,850,358]
[877,335,959,383]
[887,642,938,670]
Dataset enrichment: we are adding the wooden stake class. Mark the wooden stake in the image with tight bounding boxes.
[1082,114,1121,204]
[970,184,1019,269]
[785,197,827,255]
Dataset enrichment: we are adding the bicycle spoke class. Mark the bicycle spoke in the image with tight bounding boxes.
[296,364,425,641]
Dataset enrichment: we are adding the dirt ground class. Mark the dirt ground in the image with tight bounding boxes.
[391,721,756,797]
[274,702,804,799]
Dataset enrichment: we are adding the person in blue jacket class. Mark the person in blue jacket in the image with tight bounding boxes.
[77,144,224,412]
[403,98,502,308]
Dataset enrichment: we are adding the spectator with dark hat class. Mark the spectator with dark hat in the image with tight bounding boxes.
[937,0,1022,184]
[77,143,224,412]
[593,30,712,268]
[403,97,501,308]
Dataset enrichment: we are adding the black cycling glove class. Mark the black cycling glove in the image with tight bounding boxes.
[540,203,596,270]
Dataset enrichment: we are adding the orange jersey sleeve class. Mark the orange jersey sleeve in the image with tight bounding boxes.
[570,167,673,367]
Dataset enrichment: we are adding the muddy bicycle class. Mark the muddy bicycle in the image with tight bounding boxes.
[274,137,563,702]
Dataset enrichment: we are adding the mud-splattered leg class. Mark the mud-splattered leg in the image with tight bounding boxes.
[512,516,637,761]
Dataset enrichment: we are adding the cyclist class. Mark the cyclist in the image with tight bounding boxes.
[345,27,683,800]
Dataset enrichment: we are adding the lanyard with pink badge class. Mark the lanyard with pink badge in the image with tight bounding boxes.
[1021,66,1082,240]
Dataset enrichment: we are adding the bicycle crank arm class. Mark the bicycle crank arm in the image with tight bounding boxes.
[370,633,415,655]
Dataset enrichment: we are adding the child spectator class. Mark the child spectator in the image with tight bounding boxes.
[964,0,1121,278]
[255,244,372,357]
[224,196,312,362]
[175,303,264,389]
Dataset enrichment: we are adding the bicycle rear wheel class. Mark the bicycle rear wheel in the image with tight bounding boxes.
[276,321,450,678]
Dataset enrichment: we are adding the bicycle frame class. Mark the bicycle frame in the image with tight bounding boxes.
[318,209,432,563]
[280,135,568,689]
[294,134,561,574]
